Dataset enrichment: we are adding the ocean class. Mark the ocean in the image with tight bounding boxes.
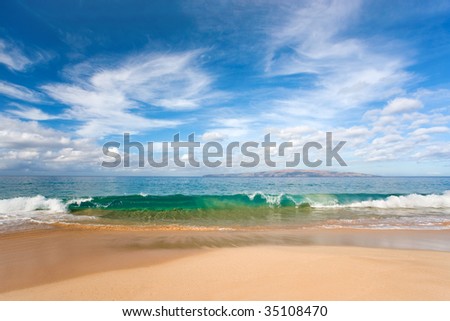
[0,176,449,233]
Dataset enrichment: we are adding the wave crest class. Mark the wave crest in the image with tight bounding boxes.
[346,191,450,209]
[0,195,66,214]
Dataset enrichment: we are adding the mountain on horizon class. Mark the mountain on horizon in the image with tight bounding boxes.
[203,169,377,178]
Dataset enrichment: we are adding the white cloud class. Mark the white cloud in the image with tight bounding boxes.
[409,118,429,128]
[411,126,448,136]
[6,104,58,121]
[371,134,404,145]
[201,131,228,141]
[267,0,361,70]
[0,3,448,174]
[382,97,423,114]
[412,144,450,160]
[89,51,218,110]
[275,125,314,140]
[247,2,449,170]
[213,117,253,128]
[0,116,102,172]
[263,0,412,121]
[201,127,248,141]
[42,50,220,137]
[0,116,71,148]
[0,81,43,103]
[200,117,257,141]
[350,100,450,163]
[0,38,32,71]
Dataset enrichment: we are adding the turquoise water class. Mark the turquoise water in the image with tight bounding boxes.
[0,176,449,231]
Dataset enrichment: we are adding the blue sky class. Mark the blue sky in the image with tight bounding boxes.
[0,0,449,175]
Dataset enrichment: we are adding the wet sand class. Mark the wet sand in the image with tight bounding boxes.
[1,227,450,300]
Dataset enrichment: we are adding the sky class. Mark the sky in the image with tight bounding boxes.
[0,0,449,176]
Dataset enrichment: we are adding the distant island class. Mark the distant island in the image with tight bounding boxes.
[203,169,377,177]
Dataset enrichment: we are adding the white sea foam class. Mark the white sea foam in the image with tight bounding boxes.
[247,192,284,206]
[0,195,96,231]
[66,197,93,206]
[0,195,66,214]
[302,194,339,207]
[345,191,450,209]
[247,191,450,209]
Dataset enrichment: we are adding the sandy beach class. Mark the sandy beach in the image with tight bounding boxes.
[1,227,450,300]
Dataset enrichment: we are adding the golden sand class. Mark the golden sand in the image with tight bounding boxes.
[1,228,450,300]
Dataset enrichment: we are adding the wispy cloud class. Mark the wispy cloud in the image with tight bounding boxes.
[0,38,52,72]
[0,38,32,71]
[0,1,448,175]
[5,103,58,121]
[42,50,221,137]
[190,0,449,170]
[0,81,44,103]
[263,0,412,120]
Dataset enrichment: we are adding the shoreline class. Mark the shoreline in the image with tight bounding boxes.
[1,227,450,300]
